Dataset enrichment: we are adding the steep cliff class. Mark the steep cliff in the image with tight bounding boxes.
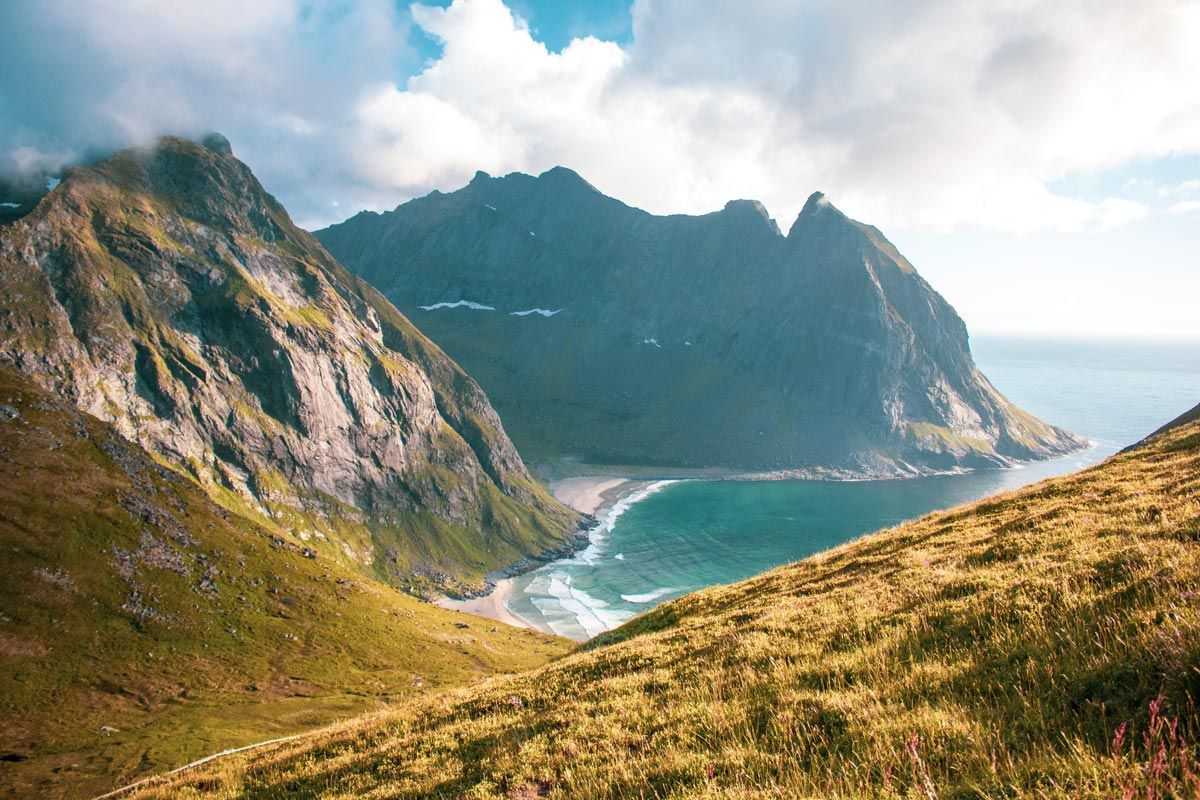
[317,170,1083,475]
[0,136,579,592]
[0,367,569,799]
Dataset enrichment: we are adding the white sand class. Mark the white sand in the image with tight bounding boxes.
[434,476,639,632]
[434,577,530,630]
[548,476,631,514]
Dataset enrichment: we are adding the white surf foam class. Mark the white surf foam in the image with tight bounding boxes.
[516,480,679,639]
[530,571,634,639]
[0,202,19,209]
[568,480,677,566]
[418,299,496,311]
[511,308,562,317]
[642,337,662,348]
[613,553,625,560]
[620,587,680,604]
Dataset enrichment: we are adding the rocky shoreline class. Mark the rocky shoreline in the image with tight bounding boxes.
[442,514,601,601]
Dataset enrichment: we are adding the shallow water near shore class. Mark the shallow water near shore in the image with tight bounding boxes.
[509,336,1200,641]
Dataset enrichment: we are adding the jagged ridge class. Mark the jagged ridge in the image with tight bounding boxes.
[317,168,1083,475]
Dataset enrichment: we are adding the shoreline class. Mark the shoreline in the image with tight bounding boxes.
[433,445,1100,634]
[549,476,636,515]
[531,439,1095,485]
[434,575,527,629]
[434,476,646,632]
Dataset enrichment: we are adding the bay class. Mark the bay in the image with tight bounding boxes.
[509,336,1200,640]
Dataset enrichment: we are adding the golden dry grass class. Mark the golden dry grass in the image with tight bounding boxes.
[136,415,1200,799]
[0,369,571,799]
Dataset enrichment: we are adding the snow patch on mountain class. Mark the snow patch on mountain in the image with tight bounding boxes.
[419,300,496,311]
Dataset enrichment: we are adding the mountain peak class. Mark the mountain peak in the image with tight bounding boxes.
[723,198,770,216]
[536,165,600,194]
[200,132,233,156]
[538,165,583,180]
[800,191,831,216]
[0,133,580,598]
[787,190,849,239]
[721,199,780,235]
[78,136,294,246]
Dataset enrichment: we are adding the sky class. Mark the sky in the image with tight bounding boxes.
[0,0,1197,339]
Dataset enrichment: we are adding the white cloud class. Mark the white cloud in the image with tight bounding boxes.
[1159,179,1200,197]
[3,0,1199,234]
[1091,198,1150,229]
[0,0,415,224]
[1168,200,1200,215]
[341,0,1200,233]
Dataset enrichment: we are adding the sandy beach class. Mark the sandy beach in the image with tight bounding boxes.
[434,576,528,629]
[435,476,641,632]
[548,476,632,515]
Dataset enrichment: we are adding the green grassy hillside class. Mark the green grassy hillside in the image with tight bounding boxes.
[0,369,571,799]
[0,136,580,597]
[139,406,1199,798]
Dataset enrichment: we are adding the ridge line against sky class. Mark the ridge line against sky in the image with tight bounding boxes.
[1,0,1198,338]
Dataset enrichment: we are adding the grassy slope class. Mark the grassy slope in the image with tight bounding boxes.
[0,138,579,596]
[142,410,1200,799]
[0,369,571,799]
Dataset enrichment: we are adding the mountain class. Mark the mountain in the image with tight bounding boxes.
[317,171,1083,476]
[1143,401,1200,442]
[0,136,580,596]
[0,172,52,225]
[147,402,1200,799]
[0,367,571,799]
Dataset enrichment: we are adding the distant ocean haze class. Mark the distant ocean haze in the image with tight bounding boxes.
[508,335,1200,640]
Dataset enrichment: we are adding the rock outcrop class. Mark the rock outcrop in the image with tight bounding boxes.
[0,137,578,590]
[317,170,1084,475]
[0,366,571,798]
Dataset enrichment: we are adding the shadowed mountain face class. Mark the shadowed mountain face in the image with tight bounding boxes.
[0,137,578,593]
[317,171,1083,475]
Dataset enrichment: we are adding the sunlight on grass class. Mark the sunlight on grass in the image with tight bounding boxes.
[135,412,1200,798]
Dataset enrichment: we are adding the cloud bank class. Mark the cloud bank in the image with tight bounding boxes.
[2,0,1199,232]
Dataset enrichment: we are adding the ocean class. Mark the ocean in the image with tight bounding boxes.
[507,336,1200,640]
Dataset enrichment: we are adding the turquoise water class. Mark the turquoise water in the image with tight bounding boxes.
[509,336,1200,640]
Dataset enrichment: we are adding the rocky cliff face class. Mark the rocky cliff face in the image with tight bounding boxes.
[0,365,571,798]
[0,136,578,591]
[318,169,1083,475]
